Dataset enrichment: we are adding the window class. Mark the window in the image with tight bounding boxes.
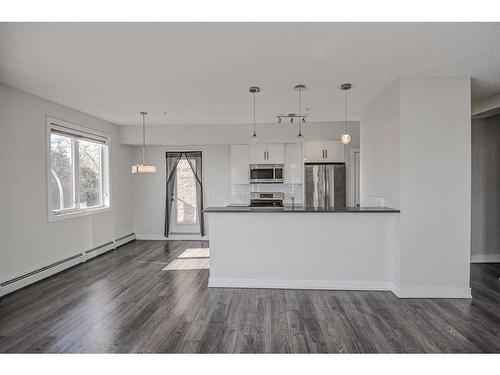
[47,117,110,220]
[175,158,198,224]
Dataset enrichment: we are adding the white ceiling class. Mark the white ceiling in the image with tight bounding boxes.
[1,23,500,126]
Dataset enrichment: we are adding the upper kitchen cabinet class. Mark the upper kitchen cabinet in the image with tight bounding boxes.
[249,143,285,164]
[230,144,250,184]
[284,143,303,184]
[304,140,344,162]
[304,141,324,161]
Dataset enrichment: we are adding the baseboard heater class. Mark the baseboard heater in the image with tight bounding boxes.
[0,232,136,297]
[84,241,114,254]
[0,253,83,288]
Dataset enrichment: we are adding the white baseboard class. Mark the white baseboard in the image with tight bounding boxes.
[137,233,208,241]
[391,286,472,299]
[208,278,472,299]
[0,233,136,297]
[471,254,500,263]
[208,278,394,292]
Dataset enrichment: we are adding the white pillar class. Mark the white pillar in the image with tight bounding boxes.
[361,77,471,298]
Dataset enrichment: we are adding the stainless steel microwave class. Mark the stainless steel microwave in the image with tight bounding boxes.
[249,164,284,184]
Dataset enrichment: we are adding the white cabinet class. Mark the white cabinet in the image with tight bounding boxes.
[324,140,344,161]
[230,144,249,184]
[267,144,285,164]
[284,143,303,184]
[304,140,344,162]
[249,144,266,164]
[250,143,284,164]
[304,141,324,162]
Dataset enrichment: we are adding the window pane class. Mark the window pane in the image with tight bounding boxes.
[176,158,197,223]
[79,140,102,208]
[50,133,74,211]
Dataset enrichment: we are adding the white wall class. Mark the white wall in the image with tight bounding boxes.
[471,114,500,261]
[0,84,135,282]
[472,92,500,118]
[360,77,472,297]
[120,121,360,147]
[132,145,231,239]
[399,77,471,293]
[360,81,400,209]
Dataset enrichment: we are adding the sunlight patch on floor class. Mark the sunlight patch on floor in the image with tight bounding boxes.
[162,258,210,271]
[178,247,210,258]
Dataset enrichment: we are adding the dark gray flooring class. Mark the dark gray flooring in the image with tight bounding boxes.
[1,239,500,353]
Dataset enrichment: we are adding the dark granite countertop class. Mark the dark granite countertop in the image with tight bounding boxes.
[204,206,400,213]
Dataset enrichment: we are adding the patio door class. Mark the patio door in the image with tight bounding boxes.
[165,151,204,237]
[169,157,200,234]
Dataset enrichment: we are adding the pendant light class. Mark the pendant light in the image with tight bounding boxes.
[249,86,260,144]
[295,84,306,142]
[131,111,157,173]
[340,83,352,145]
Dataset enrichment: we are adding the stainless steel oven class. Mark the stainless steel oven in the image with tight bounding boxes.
[249,164,284,184]
[250,192,284,207]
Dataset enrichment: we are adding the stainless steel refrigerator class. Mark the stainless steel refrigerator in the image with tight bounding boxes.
[305,163,346,209]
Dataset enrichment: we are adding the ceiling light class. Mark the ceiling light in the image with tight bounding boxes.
[340,83,352,145]
[249,86,260,144]
[340,134,352,145]
[295,85,306,142]
[132,111,157,173]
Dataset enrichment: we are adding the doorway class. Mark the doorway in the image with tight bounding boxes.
[165,151,204,237]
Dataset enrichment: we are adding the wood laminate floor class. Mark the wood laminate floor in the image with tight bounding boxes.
[1,240,500,353]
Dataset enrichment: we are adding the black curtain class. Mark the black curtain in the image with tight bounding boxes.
[185,152,205,236]
[165,151,204,237]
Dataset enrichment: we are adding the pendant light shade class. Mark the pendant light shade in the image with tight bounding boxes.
[340,83,352,145]
[132,111,157,173]
[340,133,352,145]
[251,132,259,144]
[132,164,157,173]
[249,86,260,144]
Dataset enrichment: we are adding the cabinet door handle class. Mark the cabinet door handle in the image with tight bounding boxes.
[322,149,325,159]
[325,149,327,159]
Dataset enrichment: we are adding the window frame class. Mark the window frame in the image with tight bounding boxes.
[46,116,111,222]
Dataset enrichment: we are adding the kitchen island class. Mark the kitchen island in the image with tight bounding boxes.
[204,206,401,294]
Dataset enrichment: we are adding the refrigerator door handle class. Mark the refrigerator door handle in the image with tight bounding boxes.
[325,167,329,208]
